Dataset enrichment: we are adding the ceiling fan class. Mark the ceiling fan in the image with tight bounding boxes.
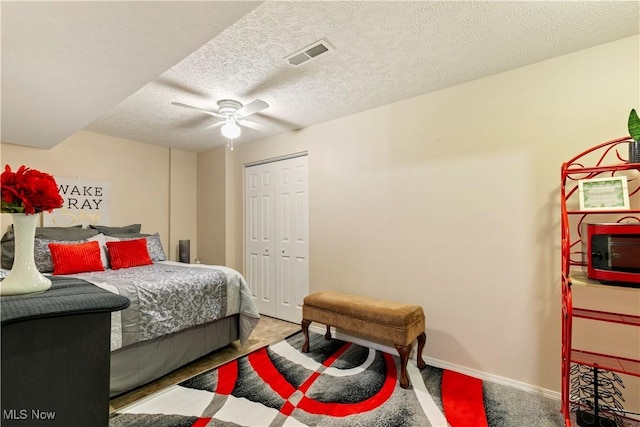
[171,99,271,147]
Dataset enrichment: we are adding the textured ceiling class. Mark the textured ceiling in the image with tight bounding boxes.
[0,1,261,150]
[3,1,640,153]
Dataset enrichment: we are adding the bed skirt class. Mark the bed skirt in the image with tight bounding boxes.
[110,314,240,396]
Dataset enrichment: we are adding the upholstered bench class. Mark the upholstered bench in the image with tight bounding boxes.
[301,290,426,389]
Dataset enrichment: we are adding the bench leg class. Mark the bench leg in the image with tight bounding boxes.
[394,343,412,389]
[301,319,311,353]
[416,332,426,369]
[324,324,332,340]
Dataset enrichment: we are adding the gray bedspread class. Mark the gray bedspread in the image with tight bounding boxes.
[70,261,260,351]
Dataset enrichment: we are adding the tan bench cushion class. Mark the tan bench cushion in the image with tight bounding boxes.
[303,290,425,346]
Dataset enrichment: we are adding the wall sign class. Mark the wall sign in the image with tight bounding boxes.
[44,177,110,226]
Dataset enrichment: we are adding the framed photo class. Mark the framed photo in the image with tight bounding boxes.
[578,176,630,211]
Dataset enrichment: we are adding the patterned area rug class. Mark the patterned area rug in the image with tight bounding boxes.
[109,331,564,426]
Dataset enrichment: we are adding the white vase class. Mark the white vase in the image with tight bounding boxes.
[0,213,51,296]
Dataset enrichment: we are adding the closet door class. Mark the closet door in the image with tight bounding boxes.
[245,155,308,323]
[245,162,276,316]
[274,156,308,323]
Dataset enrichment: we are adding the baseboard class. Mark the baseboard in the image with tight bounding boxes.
[308,324,560,401]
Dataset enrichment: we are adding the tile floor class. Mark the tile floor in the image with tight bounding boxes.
[109,315,300,412]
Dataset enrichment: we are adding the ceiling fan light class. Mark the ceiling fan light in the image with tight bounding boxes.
[221,121,241,139]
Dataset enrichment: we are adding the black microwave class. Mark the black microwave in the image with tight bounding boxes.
[582,223,640,287]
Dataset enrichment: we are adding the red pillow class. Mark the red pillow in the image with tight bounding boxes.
[49,241,105,275]
[106,238,152,270]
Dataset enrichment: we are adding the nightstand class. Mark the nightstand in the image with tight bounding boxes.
[1,276,129,427]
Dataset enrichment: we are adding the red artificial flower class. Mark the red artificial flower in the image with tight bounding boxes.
[1,165,64,214]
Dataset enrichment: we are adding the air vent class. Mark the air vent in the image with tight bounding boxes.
[284,39,332,67]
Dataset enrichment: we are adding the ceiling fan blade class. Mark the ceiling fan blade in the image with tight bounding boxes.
[176,115,216,130]
[203,120,225,130]
[238,119,273,133]
[171,102,223,118]
[236,99,269,118]
[156,76,209,98]
[254,112,303,131]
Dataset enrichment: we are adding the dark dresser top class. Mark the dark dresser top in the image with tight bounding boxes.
[1,276,130,325]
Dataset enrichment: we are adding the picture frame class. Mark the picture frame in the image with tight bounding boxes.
[578,176,630,211]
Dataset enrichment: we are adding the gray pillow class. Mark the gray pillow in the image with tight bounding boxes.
[1,229,15,270]
[1,225,99,269]
[145,233,167,262]
[108,233,150,239]
[89,224,141,236]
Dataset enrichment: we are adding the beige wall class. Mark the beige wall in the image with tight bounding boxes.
[0,130,198,261]
[208,36,640,397]
[196,145,226,265]
[169,148,197,262]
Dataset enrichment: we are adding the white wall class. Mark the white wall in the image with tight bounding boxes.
[0,130,198,261]
[209,36,640,399]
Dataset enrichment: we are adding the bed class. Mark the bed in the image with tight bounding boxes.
[0,224,260,396]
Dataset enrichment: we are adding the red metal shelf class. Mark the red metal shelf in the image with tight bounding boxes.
[566,209,640,215]
[573,307,640,326]
[560,136,640,426]
[571,349,640,377]
[565,163,640,174]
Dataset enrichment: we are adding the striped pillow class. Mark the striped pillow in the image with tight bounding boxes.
[48,241,105,275]
[106,238,152,270]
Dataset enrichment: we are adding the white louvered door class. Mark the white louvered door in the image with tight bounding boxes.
[245,155,308,323]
